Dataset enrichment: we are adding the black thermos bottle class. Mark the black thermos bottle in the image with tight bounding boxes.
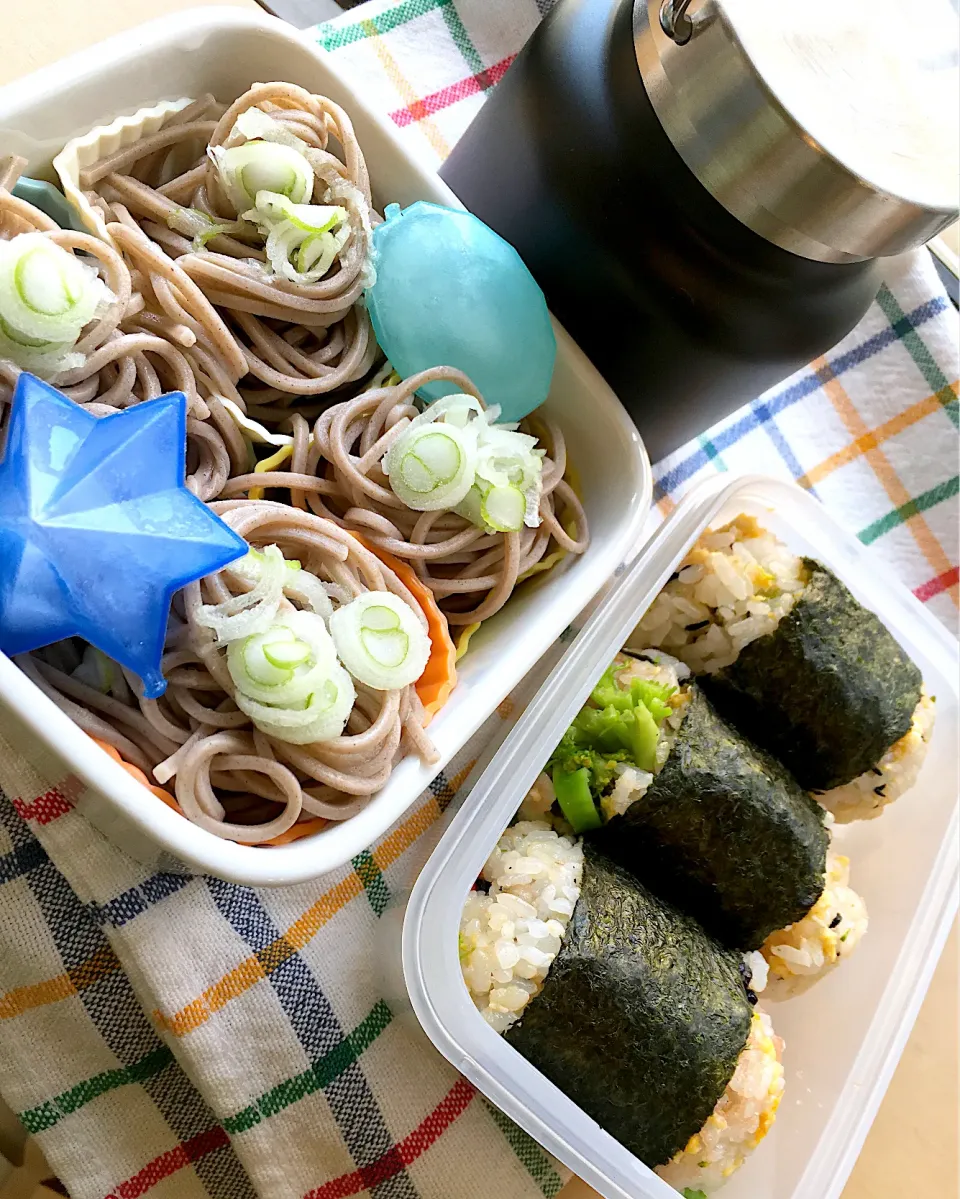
[440,0,959,461]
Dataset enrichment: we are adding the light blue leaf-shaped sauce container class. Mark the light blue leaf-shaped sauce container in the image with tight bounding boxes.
[365,202,556,422]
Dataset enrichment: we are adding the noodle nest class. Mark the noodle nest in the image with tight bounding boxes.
[1,82,590,844]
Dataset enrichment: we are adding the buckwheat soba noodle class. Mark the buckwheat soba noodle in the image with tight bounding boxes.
[18,506,437,842]
[302,365,589,625]
[0,82,590,843]
[73,83,378,416]
[0,157,243,499]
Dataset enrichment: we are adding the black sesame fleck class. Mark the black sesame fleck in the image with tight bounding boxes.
[829,913,843,929]
[873,784,887,796]
[871,766,884,776]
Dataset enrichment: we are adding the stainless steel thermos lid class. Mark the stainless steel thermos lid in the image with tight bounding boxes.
[635,0,960,262]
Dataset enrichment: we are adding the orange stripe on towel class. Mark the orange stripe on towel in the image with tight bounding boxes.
[815,360,958,608]
[153,874,365,1037]
[798,384,958,490]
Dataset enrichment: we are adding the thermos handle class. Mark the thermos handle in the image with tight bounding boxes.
[659,0,694,44]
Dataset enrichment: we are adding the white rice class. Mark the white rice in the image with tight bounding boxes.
[632,514,933,821]
[516,773,558,823]
[761,848,868,982]
[603,764,656,820]
[818,688,936,822]
[743,949,769,996]
[460,826,784,1192]
[459,820,583,1034]
[656,1009,785,1193]
[631,514,808,675]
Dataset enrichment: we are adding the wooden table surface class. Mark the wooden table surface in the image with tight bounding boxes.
[0,3,956,1198]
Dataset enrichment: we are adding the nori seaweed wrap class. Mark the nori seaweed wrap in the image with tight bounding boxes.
[702,560,923,791]
[504,843,754,1169]
[593,684,829,949]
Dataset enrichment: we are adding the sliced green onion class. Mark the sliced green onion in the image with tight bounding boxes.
[234,660,356,744]
[247,191,344,235]
[378,392,544,532]
[0,312,85,377]
[227,610,336,706]
[281,570,334,622]
[477,424,542,477]
[243,190,349,285]
[0,314,52,349]
[471,423,545,534]
[381,394,485,504]
[209,141,313,216]
[292,227,349,279]
[165,207,252,251]
[242,160,299,204]
[229,548,334,622]
[194,225,231,250]
[71,645,114,693]
[194,545,287,644]
[329,591,430,691]
[235,106,310,152]
[410,393,485,430]
[361,626,408,668]
[0,232,109,364]
[264,639,311,669]
[453,484,484,530]
[0,335,85,378]
[400,430,462,492]
[387,425,474,510]
[262,221,348,284]
[296,234,327,274]
[479,484,527,534]
[452,428,544,535]
[244,631,297,686]
[225,605,354,745]
[16,245,82,314]
[383,420,477,512]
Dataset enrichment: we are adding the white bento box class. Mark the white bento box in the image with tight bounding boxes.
[402,474,959,1199]
[0,7,650,886]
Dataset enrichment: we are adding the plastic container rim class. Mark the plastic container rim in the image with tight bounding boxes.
[402,471,960,1199]
[0,5,651,886]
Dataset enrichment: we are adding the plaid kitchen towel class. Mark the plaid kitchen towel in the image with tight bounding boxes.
[1,1,958,1197]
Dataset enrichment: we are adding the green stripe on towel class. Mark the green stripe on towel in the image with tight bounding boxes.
[316,0,450,52]
[876,284,959,427]
[859,475,960,544]
[19,1045,174,1134]
[224,1000,392,1134]
[483,1099,567,1197]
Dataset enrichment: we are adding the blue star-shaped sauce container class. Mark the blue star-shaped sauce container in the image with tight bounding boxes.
[0,374,247,697]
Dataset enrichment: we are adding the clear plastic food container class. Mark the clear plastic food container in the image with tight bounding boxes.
[0,8,650,886]
[403,473,959,1199]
